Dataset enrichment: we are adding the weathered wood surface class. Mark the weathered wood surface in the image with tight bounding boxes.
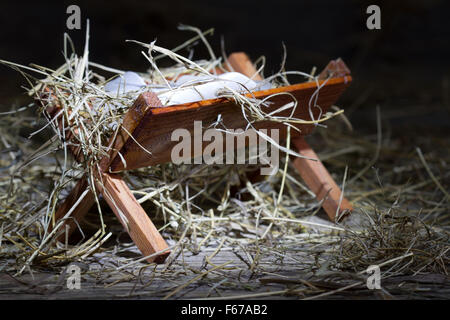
[1,239,448,300]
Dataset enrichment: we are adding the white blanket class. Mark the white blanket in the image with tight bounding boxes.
[104,71,272,106]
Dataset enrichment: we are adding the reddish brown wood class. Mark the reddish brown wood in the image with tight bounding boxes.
[318,58,351,80]
[95,172,170,263]
[109,76,351,171]
[292,137,353,220]
[226,52,263,81]
[99,92,164,170]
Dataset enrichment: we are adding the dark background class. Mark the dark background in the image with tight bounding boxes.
[0,0,449,132]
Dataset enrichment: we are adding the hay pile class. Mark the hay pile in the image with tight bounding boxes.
[0,25,448,298]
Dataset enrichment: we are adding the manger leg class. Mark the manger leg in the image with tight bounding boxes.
[292,137,353,221]
[96,172,170,264]
[227,52,263,81]
[52,177,96,240]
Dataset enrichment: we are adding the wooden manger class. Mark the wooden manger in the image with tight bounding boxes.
[40,52,353,264]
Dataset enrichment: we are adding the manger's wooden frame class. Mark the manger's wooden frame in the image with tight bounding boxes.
[43,52,353,264]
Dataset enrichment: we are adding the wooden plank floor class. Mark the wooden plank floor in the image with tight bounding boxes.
[1,234,448,300]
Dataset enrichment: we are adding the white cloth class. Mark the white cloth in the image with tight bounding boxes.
[104,71,272,106]
[104,71,147,94]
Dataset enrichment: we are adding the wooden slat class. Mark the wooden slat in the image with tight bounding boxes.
[292,138,353,220]
[96,172,170,263]
[109,76,352,171]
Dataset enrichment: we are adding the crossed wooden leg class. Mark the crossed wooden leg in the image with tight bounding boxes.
[52,173,170,264]
[46,91,170,264]
[96,173,170,263]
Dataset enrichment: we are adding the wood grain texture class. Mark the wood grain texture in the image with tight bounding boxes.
[96,172,170,263]
[110,76,352,171]
[292,137,353,220]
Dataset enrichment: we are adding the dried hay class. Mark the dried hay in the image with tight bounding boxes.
[0,25,448,299]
